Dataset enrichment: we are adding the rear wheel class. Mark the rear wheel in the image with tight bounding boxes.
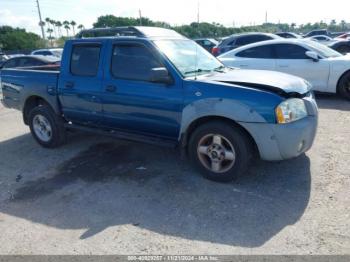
[28,105,66,148]
[188,121,251,182]
[338,71,350,100]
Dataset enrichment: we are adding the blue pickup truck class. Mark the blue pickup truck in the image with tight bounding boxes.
[0,27,318,182]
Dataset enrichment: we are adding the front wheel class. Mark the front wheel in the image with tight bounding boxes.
[188,121,251,182]
[28,105,66,148]
[338,72,350,100]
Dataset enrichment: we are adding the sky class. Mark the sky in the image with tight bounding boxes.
[0,0,349,36]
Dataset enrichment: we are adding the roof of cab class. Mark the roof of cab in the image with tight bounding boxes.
[75,26,187,40]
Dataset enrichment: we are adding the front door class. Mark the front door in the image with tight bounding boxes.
[273,43,330,92]
[101,41,183,141]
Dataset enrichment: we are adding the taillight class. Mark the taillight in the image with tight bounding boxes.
[212,47,219,56]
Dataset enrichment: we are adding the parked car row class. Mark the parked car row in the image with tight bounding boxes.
[195,30,350,56]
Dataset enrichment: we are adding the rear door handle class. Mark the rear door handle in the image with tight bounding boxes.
[105,85,117,92]
[65,81,75,88]
[239,64,248,67]
[278,65,289,68]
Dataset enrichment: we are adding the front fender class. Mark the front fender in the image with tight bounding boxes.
[179,97,268,139]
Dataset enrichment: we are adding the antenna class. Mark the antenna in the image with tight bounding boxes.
[35,0,45,39]
[194,1,200,80]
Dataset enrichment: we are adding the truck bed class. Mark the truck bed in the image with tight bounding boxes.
[0,67,60,112]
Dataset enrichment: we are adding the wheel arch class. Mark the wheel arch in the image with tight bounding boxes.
[23,96,54,125]
[181,115,259,157]
[336,69,350,94]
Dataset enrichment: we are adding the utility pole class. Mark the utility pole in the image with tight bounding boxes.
[139,9,142,26]
[35,0,45,39]
[197,1,200,24]
[265,11,268,24]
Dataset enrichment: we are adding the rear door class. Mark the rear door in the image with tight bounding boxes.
[100,40,183,140]
[231,45,276,70]
[273,43,330,91]
[58,42,105,125]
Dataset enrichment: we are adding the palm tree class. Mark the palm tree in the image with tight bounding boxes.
[56,21,62,37]
[78,24,85,30]
[64,25,70,37]
[70,20,77,35]
[63,20,70,37]
[47,28,54,46]
[50,19,57,38]
[45,17,51,29]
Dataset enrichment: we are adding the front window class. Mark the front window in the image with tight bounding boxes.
[153,39,223,77]
[305,40,342,58]
[111,43,163,82]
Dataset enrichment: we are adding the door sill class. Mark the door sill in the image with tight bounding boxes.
[64,123,178,148]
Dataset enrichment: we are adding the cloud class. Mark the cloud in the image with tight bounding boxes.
[0,9,40,35]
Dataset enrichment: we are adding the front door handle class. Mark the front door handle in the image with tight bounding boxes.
[105,85,117,92]
[278,65,289,68]
[65,81,75,88]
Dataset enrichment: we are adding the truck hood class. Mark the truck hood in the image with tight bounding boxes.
[199,69,312,97]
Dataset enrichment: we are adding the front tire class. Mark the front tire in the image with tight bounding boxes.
[28,105,66,148]
[188,121,251,182]
[338,71,350,100]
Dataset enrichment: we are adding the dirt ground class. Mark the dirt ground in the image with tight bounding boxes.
[0,95,349,255]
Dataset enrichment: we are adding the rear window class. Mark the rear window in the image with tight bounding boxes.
[2,59,18,68]
[34,51,52,56]
[236,35,271,46]
[70,45,101,76]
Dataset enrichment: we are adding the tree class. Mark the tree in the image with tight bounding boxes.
[70,20,77,35]
[0,26,45,50]
[46,28,54,46]
[55,21,63,37]
[50,19,57,38]
[77,24,85,31]
[63,21,70,37]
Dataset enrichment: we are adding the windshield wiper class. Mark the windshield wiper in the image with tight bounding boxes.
[184,68,212,75]
[213,66,226,72]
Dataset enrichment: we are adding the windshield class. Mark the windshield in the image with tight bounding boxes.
[154,39,223,77]
[305,40,342,58]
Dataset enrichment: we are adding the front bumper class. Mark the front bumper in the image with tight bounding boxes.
[240,96,318,161]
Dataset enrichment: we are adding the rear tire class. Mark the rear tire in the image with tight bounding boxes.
[188,121,251,182]
[338,71,350,100]
[28,105,66,148]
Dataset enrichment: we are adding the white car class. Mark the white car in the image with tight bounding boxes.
[31,48,63,58]
[219,39,350,99]
[307,35,336,45]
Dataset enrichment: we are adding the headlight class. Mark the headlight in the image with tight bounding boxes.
[275,98,308,124]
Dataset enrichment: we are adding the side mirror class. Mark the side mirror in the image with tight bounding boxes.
[305,51,319,62]
[150,67,173,85]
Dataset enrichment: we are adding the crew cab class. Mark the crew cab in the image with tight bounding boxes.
[0,27,318,182]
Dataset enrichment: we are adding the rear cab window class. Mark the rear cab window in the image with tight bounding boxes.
[70,44,101,76]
